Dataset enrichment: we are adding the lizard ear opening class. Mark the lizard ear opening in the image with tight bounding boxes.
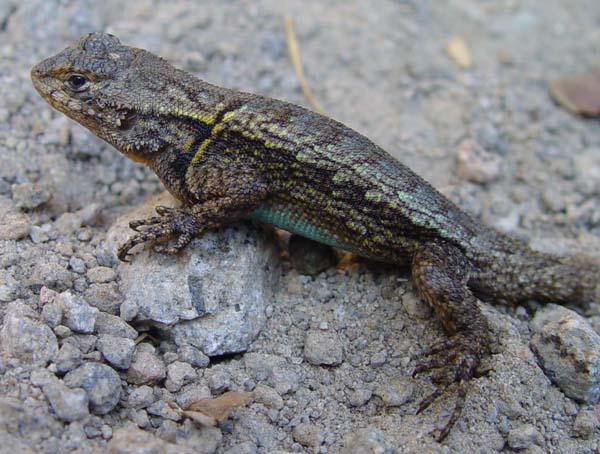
[117,109,138,130]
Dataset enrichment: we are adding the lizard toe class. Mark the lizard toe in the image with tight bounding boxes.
[414,333,484,441]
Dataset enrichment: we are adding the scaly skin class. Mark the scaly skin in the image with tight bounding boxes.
[31,33,599,441]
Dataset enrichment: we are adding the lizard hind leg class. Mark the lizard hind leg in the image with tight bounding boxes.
[411,240,491,441]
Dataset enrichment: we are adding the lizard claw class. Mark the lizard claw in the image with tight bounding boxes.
[129,215,164,232]
[118,206,201,261]
[413,333,485,441]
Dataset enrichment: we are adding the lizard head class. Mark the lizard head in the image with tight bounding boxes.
[31,33,179,161]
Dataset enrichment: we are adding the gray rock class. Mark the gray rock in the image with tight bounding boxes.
[69,256,86,274]
[531,305,600,403]
[0,270,19,302]
[83,282,123,314]
[94,312,138,339]
[270,365,299,395]
[29,224,51,244]
[0,197,30,241]
[108,426,197,454]
[86,266,116,284]
[28,262,73,292]
[64,362,121,415]
[206,366,231,394]
[292,423,324,448]
[176,383,212,409]
[96,334,135,370]
[53,212,83,236]
[107,193,278,356]
[55,342,83,374]
[370,350,388,368]
[54,325,72,339]
[374,379,414,407]
[0,241,18,268]
[0,301,58,366]
[223,442,258,454]
[146,400,182,421]
[342,427,394,454]
[43,381,89,422]
[40,296,63,328]
[165,361,197,392]
[126,385,156,409]
[11,182,51,209]
[70,334,98,354]
[253,384,284,410]
[127,343,166,385]
[304,329,344,366]
[573,407,599,439]
[0,212,31,241]
[347,388,372,407]
[507,423,543,450]
[59,291,98,334]
[177,422,223,454]
[177,344,210,368]
[0,396,63,451]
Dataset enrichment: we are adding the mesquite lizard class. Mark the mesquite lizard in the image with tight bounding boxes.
[31,33,599,440]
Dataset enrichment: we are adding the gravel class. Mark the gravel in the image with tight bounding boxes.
[0,0,599,453]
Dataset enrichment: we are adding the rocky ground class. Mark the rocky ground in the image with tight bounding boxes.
[1,0,599,453]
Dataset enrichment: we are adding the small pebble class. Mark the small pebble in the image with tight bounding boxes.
[11,182,51,209]
[177,344,210,368]
[60,291,98,334]
[165,361,196,392]
[292,423,324,448]
[347,388,372,407]
[573,407,599,439]
[43,381,89,422]
[507,424,543,450]
[206,366,231,394]
[55,342,83,374]
[126,385,156,409]
[96,334,135,370]
[304,329,344,366]
[455,138,503,184]
[127,343,166,385]
[94,312,138,339]
[64,362,122,415]
[253,384,284,410]
[86,266,117,284]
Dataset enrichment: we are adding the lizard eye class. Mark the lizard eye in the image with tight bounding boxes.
[64,73,89,92]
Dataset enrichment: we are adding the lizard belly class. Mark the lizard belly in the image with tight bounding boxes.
[246,203,363,255]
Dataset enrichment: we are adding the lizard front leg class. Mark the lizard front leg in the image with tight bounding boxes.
[411,240,490,441]
[118,172,269,262]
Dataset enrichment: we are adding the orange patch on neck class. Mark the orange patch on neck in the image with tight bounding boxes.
[125,152,150,164]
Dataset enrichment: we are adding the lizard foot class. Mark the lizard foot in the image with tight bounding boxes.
[413,333,485,442]
[119,206,200,261]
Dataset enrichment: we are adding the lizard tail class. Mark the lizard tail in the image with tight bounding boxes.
[525,254,600,304]
[470,250,600,305]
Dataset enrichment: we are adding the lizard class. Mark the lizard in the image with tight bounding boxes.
[31,33,599,441]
